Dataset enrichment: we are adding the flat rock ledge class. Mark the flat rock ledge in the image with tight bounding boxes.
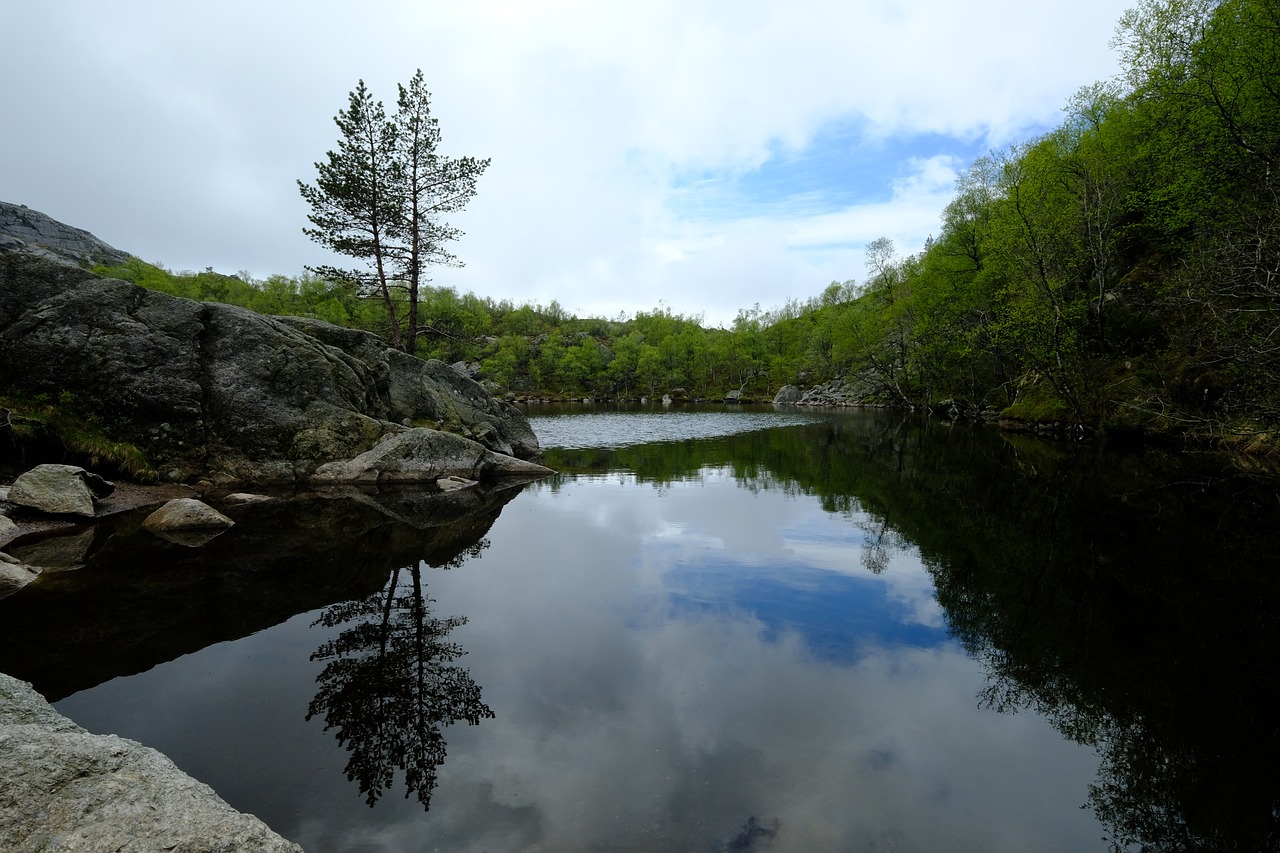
[311,427,553,485]
[0,673,302,853]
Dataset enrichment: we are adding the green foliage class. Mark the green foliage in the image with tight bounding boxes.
[0,391,154,478]
[82,1,1280,440]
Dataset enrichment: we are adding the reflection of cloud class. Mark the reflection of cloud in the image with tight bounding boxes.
[344,612,1102,852]
[52,467,1108,852]
[378,476,1107,852]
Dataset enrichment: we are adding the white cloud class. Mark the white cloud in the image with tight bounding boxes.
[3,0,1130,325]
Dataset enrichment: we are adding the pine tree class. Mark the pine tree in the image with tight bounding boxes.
[299,71,488,354]
[392,70,490,355]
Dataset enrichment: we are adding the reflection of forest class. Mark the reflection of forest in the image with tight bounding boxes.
[308,546,494,810]
[549,410,1280,852]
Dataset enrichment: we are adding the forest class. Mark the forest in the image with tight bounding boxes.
[95,0,1280,449]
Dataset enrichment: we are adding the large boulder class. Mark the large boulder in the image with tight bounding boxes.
[0,232,543,484]
[773,384,802,404]
[7,465,114,518]
[0,673,302,852]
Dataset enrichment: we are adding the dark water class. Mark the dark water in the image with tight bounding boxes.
[3,406,1278,852]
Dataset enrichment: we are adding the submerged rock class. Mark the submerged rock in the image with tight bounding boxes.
[0,673,302,852]
[436,475,478,492]
[7,465,114,518]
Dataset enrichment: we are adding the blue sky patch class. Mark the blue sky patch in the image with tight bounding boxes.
[667,119,992,223]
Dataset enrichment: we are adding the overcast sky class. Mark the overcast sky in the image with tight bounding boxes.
[4,1,1131,327]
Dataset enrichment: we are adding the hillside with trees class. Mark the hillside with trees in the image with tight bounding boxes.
[96,0,1279,450]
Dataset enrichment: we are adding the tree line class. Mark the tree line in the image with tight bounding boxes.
[97,0,1280,446]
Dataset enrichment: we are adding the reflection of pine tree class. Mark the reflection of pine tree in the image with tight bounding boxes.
[307,544,493,810]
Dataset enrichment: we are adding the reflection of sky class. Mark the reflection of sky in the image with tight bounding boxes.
[664,557,946,663]
[644,478,951,663]
[56,469,1108,853]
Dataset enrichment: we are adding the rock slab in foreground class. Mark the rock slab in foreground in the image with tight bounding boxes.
[0,673,302,853]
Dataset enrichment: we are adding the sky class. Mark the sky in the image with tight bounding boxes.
[4,1,1132,327]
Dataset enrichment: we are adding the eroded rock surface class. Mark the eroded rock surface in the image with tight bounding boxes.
[0,201,132,269]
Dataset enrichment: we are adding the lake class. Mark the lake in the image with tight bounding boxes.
[2,405,1278,852]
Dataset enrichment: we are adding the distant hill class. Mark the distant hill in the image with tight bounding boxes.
[0,201,132,269]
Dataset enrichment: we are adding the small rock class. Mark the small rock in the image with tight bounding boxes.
[0,557,40,598]
[0,516,17,545]
[143,499,235,533]
[436,476,478,492]
[221,493,273,507]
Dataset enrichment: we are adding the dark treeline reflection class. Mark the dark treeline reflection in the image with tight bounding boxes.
[546,410,1280,852]
[307,543,494,810]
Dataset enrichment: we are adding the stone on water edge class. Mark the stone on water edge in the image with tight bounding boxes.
[7,465,114,518]
[142,499,235,533]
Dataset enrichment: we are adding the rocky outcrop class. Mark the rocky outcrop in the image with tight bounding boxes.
[0,673,302,853]
[275,317,539,460]
[0,201,132,270]
[786,377,878,407]
[0,243,543,484]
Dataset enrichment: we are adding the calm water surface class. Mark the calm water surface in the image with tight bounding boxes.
[5,406,1278,852]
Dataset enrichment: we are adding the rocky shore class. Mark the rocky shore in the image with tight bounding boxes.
[0,201,557,850]
[0,673,302,852]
